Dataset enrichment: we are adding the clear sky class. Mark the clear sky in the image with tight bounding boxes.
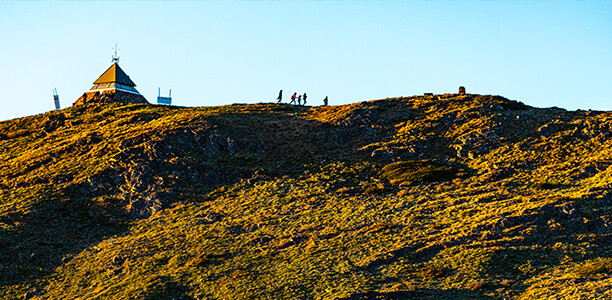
[1,1,611,121]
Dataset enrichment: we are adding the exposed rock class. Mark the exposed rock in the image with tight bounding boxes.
[537,121,580,138]
[337,107,379,127]
[43,113,66,133]
[88,158,249,219]
[73,90,148,106]
[453,127,501,159]
[194,129,238,158]
[491,197,610,237]
[247,140,267,153]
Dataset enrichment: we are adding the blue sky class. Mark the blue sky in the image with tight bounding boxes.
[1,1,611,121]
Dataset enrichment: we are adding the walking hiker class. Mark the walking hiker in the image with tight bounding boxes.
[277,90,282,103]
[323,96,328,106]
[303,93,307,105]
[298,95,302,105]
[290,92,297,104]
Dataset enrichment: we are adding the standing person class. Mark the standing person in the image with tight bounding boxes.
[303,93,307,105]
[323,96,328,106]
[277,90,283,103]
[298,95,302,105]
[290,92,297,104]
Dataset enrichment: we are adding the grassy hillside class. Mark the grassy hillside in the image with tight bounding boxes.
[1,94,611,299]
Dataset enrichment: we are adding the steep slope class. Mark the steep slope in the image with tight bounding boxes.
[0,94,611,299]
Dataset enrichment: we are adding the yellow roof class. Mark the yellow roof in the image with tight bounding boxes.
[93,63,136,86]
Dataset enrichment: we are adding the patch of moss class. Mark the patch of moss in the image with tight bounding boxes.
[531,182,560,190]
[381,160,461,184]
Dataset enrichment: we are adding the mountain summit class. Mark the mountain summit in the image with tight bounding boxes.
[1,94,611,299]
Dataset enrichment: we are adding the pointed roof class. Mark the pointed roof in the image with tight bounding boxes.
[93,63,136,87]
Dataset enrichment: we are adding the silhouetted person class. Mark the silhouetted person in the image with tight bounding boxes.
[277,90,283,103]
[323,96,328,106]
[290,92,297,104]
[298,95,302,105]
[303,93,307,105]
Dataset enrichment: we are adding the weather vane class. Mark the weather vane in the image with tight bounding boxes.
[112,44,119,63]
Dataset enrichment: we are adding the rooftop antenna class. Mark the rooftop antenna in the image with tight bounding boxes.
[112,44,120,63]
[53,88,60,110]
[157,88,172,105]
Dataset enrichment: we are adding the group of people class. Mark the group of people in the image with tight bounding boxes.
[276,90,328,106]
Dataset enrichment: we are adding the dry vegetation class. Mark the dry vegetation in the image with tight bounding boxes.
[0,94,611,299]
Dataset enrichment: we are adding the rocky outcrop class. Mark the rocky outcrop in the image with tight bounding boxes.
[453,127,501,159]
[73,90,148,106]
[75,125,262,219]
[42,113,66,133]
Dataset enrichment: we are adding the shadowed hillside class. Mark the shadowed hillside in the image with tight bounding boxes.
[1,94,611,299]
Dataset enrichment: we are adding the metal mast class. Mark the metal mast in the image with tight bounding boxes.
[53,88,60,110]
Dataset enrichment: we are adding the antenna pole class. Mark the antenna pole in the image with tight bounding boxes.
[112,44,119,63]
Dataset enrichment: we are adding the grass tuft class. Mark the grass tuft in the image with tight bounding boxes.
[571,258,612,277]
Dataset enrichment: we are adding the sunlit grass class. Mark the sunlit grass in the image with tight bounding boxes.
[0,95,611,299]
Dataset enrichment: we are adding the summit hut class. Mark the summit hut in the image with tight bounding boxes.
[74,54,148,105]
